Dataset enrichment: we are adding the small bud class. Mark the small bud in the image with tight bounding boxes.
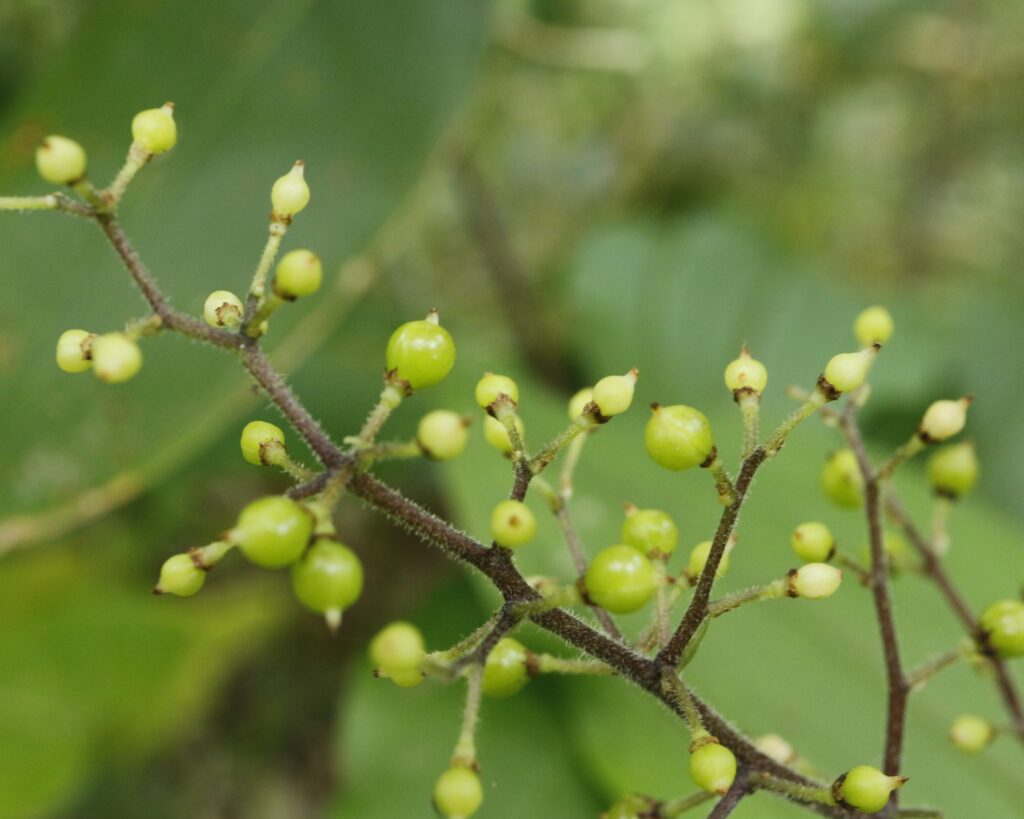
[949,714,995,754]
[791,522,835,563]
[835,765,907,813]
[270,160,310,218]
[568,387,594,420]
[789,563,843,599]
[475,372,519,409]
[482,637,529,698]
[240,420,286,466]
[687,540,729,579]
[690,740,737,795]
[823,346,879,394]
[483,414,524,454]
[927,442,979,498]
[919,397,971,443]
[724,346,768,394]
[621,507,679,557]
[592,368,638,417]
[273,249,323,299]
[91,332,142,384]
[754,734,795,765]
[370,621,425,676]
[821,448,864,508]
[433,766,483,818]
[490,499,537,549]
[55,329,94,373]
[417,410,469,460]
[644,404,715,471]
[854,305,894,347]
[36,135,87,184]
[131,103,177,154]
[979,599,1024,658]
[203,290,243,328]
[155,553,205,597]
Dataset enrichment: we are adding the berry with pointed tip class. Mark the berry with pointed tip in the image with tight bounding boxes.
[754,734,795,765]
[291,538,363,621]
[724,348,768,394]
[270,161,310,217]
[55,329,94,373]
[854,306,894,347]
[36,135,87,184]
[789,563,843,599]
[482,637,529,698]
[621,507,678,557]
[644,405,714,471]
[155,553,205,597]
[273,249,322,299]
[585,545,656,614]
[91,332,142,384]
[823,347,878,394]
[240,420,286,466]
[690,740,737,795]
[203,290,243,328]
[385,315,456,390]
[433,766,483,818]
[821,449,864,508]
[370,621,425,674]
[592,369,638,417]
[688,540,729,579]
[234,496,312,568]
[131,104,177,154]
[949,715,995,754]
[417,410,469,460]
[568,387,594,420]
[483,414,524,454]
[920,397,971,443]
[927,442,979,498]
[791,522,835,563]
[490,500,536,549]
[475,373,519,409]
[979,599,1024,658]
[836,765,906,813]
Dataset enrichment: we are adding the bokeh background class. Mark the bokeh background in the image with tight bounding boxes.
[1,1,1022,817]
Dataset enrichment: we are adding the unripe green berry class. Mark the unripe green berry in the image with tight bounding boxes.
[690,741,737,795]
[36,135,87,184]
[385,314,456,390]
[273,249,322,299]
[979,599,1024,658]
[475,373,519,409]
[370,621,425,674]
[388,668,424,688]
[821,449,864,508]
[927,442,979,498]
[203,290,243,328]
[754,734,795,765]
[568,387,594,420]
[920,397,971,443]
[836,765,906,813]
[823,347,878,394]
[644,405,714,471]
[270,160,310,217]
[490,500,537,549]
[688,540,729,579]
[854,305,894,347]
[91,332,142,384]
[291,538,363,618]
[592,369,638,417]
[949,714,994,754]
[860,530,914,573]
[482,637,529,698]
[234,496,312,568]
[483,414,524,454]
[240,420,286,466]
[621,507,678,557]
[585,545,656,614]
[155,553,205,597]
[791,522,835,563]
[603,794,650,819]
[790,563,843,599]
[417,410,469,460]
[724,347,767,394]
[55,329,94,373]
[433,766,483,818]
[131,103,177,154]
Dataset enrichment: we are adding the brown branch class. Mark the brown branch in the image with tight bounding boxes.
[708,772,751,818]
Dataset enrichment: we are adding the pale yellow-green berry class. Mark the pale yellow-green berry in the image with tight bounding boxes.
[240,420,286,466]
[369,621,425,674]
[203,290,243,328]
[388,668,424,688]
[754,734,795,765]
[131,103,177,154]
[592,369,638,416]
[688,540,729,579]
[724,348,768,393]
[482,637,529,698]
[837,765,906,813]
[417,410,469,460]
[155,553,205,597]
[823,347,878,394]
[790,563,843,599]
[854,306,894,347]
[920,397,971,443]
[271,161,310,217]
[860,530,914,573]
[91,332,142,384]
[568,387,594,419]
[791,522,835,563]
[483,414,524,454]
[690,741,737,795]
[490,499,537,549]
[927,442,979,498]
[55,329,94,373]
[273,249,322,299]
[821,448,864,508]
[36,135,87,184]
[475,372,519,409]
[434,766,483,818]
[949,714,995,754]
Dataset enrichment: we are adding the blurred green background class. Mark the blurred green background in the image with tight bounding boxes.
[1,1,1022,816]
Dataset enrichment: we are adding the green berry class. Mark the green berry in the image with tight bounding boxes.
[791,522,835,563]
[203,290,243,328]
[724,347,767,393]
[644,405,714,471]
[980,599,1024,658]
[475,372,519,409]
[823,347,877,394]
[240,420,286,466]
[821,449,864,508]
[688,540,729,579]
[55,329,94,373]
[949,714,994,754]
[860,530,914,573]
[234,496,312,568]
[603,794,650,819]
[417,410,469,460]
[385,313,456,390]
[920,397,971,443]
[592,369,638,417]
[36,135,87,184]
[483,414,524,454]
[482,637,529,698]
[291,538,363,619]
[836,765,906,813]
[273,249,322,299]
[690,741,737,795]
[433,766,483,818]
[155,553,205,597]
[789,563,843,599]
[388,668,424,688]
[927,442,979,498]
[854,306,894,347]
[568,387,594,420]
[621,507,678,556]
[131,104,177,154]
[270,160,310,217]
[91,332,142,384]
[585,545,656,614]
[490,500,537,549]
[369,621,425,674]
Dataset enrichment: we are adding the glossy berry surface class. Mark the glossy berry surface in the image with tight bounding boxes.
[482,637,529,698]
[131,105,177,153]
[55,329,93,373]
[475,372,519,408]
[585,545,656,614]
[927,442,979,497]
[483,414,524,454]
[270,161,310,217]
[490,500,536,549]
[823,348,875,394]
[91,332,142,384]
[621,508,678,556]
[274,249,322,299]
[385,319,456,390]
[592,371,636,417]
[980,599,1024,658]
[240,420,285,466]
[724,351,767,393]
[36,135,87,184]
[838,765,905,813]
[854,305,894,346]
[820,449,864,508]
[417,410,468,460]
[203,290,243,328]
[433,766,483,818]
[644,405,714,471]
[791,563,843,599]
[291,538,363,614]
[791,522,835,563]
[690,741,737,795]
[234,496,312,568]
[369,621,425,673]
[156,553,205,597]
[920,398,970,442]
[688,540,729,579]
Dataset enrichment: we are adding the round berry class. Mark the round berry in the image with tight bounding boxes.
[475,373,519,409]
[949,714,994,754]
[203,290,243,328]
[821,449,864,508]
[823,348,876,394]
[270,161,310,218]
[837,765,906,813]
[434,766,483,818]
[385,316,456,390]
[36,135,86,184]
[621,507,678,557]
[240,420,286,466]
[920,397,971,443]
[724,349,767,393]
[754,734,795,765]
[854,306,894,347]
[273,249,322,299]
[155,553,205,597]
[482,637,529,698]
[568,387,594,420]
[927,442,979,498]
[388,668,424,688]
[980,599,1024,658]
[490,500,537,549]
[790,563,843,599]
[791,522,835,563]
[131,104,177,154]
[483,414,524,454]
[91,332,142,384]
[417,410,469,460]
[234,496,312,569]
[860,530,914,573]
[644,405,714,471]
[592,369,637,417]
[690,741,736,795]
[585,545,656,614]
[687,540,729,579]
[291,538,363,616]
[369,621,425,674]
[55,329,94,373]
